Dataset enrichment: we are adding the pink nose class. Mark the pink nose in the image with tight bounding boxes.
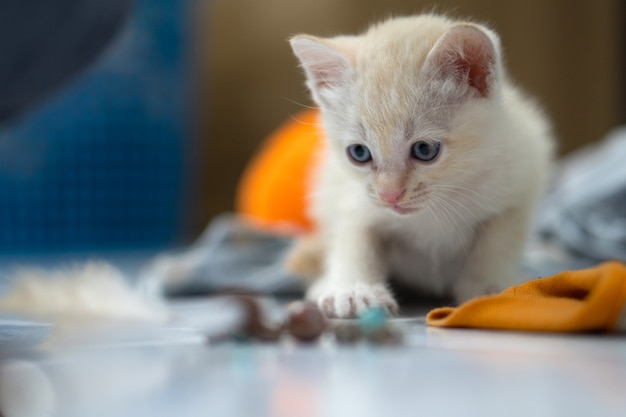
[379,189,405,204]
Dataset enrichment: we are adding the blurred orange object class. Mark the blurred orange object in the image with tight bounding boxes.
[236,109,323,233]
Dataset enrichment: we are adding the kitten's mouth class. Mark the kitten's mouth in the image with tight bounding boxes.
[389,204,417,215]
[373,200,420,215]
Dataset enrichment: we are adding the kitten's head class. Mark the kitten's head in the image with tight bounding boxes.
[290,15,505,216]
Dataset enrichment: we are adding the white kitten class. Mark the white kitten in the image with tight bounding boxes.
[287,14,555,318]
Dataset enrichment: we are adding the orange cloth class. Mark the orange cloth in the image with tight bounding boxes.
[427,261,626,333]
[236,109,323,232]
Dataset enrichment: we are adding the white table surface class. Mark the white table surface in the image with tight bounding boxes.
[1,297,625,417]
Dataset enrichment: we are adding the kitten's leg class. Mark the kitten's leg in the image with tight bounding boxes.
[453,202,533,302]
[284,233,325,280]
[306,224,397,318]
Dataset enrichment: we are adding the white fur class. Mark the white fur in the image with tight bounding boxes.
[0,262,168,322]
[290,14,554,318]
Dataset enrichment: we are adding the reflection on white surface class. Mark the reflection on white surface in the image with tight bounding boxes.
[1,303,625,417]
[0,360,56,417]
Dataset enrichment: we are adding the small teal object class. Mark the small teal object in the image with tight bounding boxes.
[358,307,388,335]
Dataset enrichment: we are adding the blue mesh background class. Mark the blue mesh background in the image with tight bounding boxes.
[0,0,191,253]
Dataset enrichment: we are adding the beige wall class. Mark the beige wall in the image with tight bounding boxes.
[191,0,623,233]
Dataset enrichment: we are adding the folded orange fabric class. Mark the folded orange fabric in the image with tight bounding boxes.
[427,261,626,333]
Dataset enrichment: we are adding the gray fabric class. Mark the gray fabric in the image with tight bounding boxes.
[139,214,306,297]
[537,127,626,262]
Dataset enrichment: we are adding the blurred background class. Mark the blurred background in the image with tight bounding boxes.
[0,0,624,254]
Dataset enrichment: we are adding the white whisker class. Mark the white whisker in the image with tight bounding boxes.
[430,184,499,208]
[440,201,469,256]
[283,97,319,110]
[434,192,487,234]
[429,195,470,257]
[424,203,451,252]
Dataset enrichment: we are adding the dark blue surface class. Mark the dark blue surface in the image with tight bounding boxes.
[0,0,191,253]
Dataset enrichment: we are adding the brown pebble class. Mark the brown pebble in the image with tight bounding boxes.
[333,324,361,344]
[286,301,326,342]
[230,295,283,341]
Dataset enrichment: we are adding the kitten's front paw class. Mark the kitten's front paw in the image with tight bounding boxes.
[306,281,398,319]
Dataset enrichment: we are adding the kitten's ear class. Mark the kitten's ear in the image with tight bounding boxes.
[290,35,355,107]
[424,24,500,98]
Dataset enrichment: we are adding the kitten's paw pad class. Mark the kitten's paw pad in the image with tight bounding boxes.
[308,284,397,319]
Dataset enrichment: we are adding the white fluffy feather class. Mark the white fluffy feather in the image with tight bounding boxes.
[0,262,167,323]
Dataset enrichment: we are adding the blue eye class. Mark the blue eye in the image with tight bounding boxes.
[411,141,440,161]
[347,144,372,163]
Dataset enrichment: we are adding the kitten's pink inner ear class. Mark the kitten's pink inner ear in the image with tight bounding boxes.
[454,42,490,96]
[427,25,497,97]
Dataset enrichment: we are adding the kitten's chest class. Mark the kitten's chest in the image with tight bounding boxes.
[381,217,477,295]
[382,211,478,254]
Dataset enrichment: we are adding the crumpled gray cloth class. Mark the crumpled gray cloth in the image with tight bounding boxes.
[139,214,306,297]
[536,127,626,262]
